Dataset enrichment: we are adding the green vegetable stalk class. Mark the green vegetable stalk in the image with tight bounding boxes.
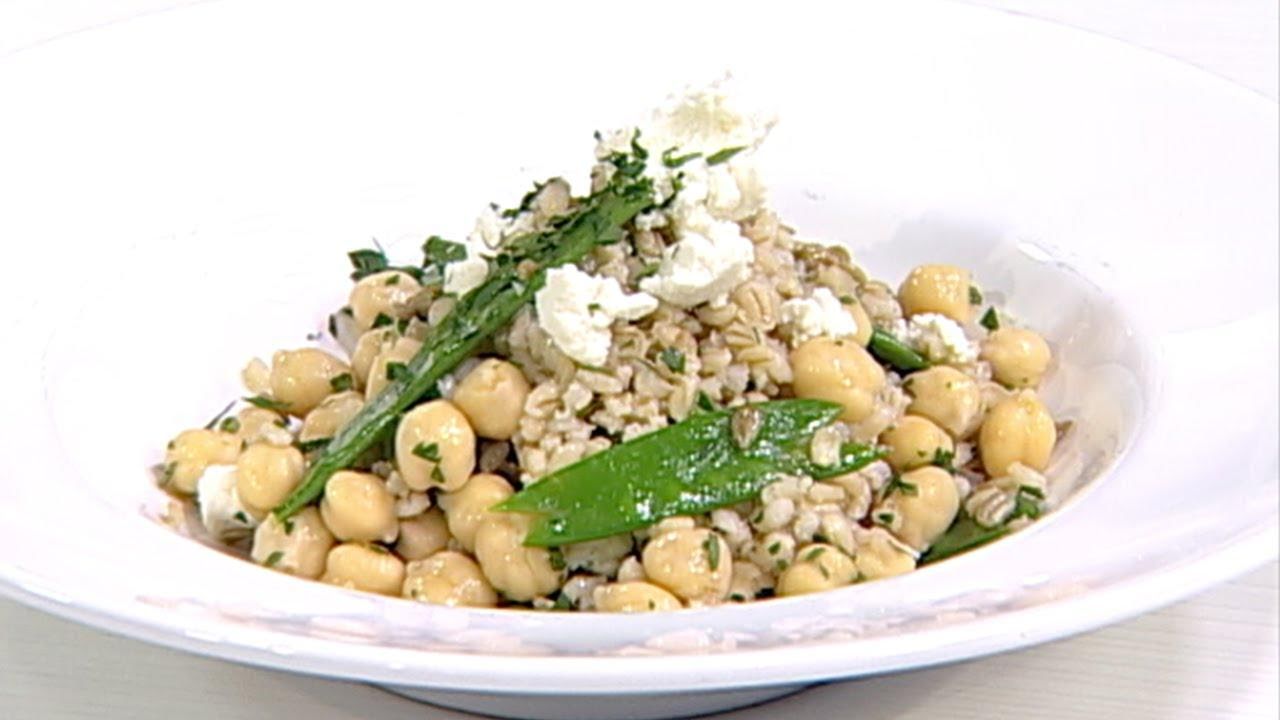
[273,155,656,521]
[496,399,884,547]
[868,328,929,372]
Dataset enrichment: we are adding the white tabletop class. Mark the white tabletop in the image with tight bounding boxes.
[1,2,1277,718]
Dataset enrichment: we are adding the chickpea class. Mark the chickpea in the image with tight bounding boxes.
[881,415,955,472]
[320,470,399,543]
[451,359,531,440]
[854,528,918,580]
[251,507,334,579]
[898,264,973,323]
[402,551,498,608]
[299,391,363,443]
[233,407,290,446]
[351,327,399,388]
[364,337,423,399]
[593,581,682,612]
[979,390,1056,477]
[437,473,513,552]
[163,429,241,495]
[395,400,476,492]
[473,513,564,602]
[777,544,858,597]
[790,337,887,423]
[395,508,452,561]
[269,348,352,418]
[904,366,982,438]
[348,270,422,331]
[982,327,1052,389]
[848,299,873,347]
[641,528,732,604]
[235,444,305,517]
[874,466,960,552]
[322,543,405,596]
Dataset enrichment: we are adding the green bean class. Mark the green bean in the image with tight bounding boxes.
[868,327,929,372]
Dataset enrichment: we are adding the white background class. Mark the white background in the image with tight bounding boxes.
[0,1,1276,718]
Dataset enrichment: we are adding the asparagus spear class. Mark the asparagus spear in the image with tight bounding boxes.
[496,399,884,547]
[868,328,929,372]
[273,154,656,520]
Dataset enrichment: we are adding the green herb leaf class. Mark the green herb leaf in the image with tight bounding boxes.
[980,307,1000,331]
[885,475,919,496]
[496,399,883,546]
[658,347,686,373]
[244,395,291,413]
[297,437,331,453]
[931,448,956,472]
[329,373,354,392]
[233,511,249,524]
[694,391,719,413]
[969,285,983,305]
[385,361,411,382]
[422,235,467,265]
[706,146,747,165]
[412,442,442,462]
[920,512,1007,564]
[868,328,929,373]
[348,248,389,281]
[804,546,826,562]
[203,400,237,430]
[703,533,722,571]
[371,313,395,329]
[661,147,702,168]
[218,417,242,434]
[548,548,566,571]
[264,551,285,568]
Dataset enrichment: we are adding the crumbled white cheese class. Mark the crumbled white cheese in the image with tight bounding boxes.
[442,253,489,296]
[780,288,860,344]
[892,313,979,364]
[595,78,774,307]
[535,265,659,366]
[196,464,258,541]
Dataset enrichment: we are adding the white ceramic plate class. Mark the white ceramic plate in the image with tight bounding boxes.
[0,1,1276,718]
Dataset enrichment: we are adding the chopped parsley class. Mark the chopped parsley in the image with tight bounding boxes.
[371,312,395,329]
[694,391,718,413]
[980,307,1000,331]
[767,541,782,555]
[703,534,722,571]
[661,147,702,168]
[969,285,983,305]
[282,518,295,534]
[264,551,285,568]
[218,417,242,434]
[634,263,661,280]
[412,442,442,462]
[586,302,602,313]
[839,295,857,305]
[385,361,411,382]
[548,548,566,571]
[804,546,827,562]
[658,347,686,373]
[931,448,957,472]
[885,475,919,496]
[552,593,573,611]
[329,373,354,392]
[874,511,896,526]
[203,399,237,430]
[706,145,747,165]
[422,235,467,265]
[233,511,249,524]
[297,437,331,453]
[347,247,390,281]
[244,395,290,413]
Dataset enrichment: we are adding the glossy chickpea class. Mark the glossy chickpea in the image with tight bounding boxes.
[235,443,305,517]
[251,507,334,579]
[641,528,732,604]
[322,543,405,596]
[320,470,399,543]
[350,327,399,388]
[163,429,241,495]
[348,270,422,331]
[898,264,973,323]
[451,359,531,440]
[904,366,982,438]
[268,348,352,418]
[592,581,682,613]
[395,400,476,492]
[848,299,873,347]
[982,327,1052,389]
[854,528,918,580]
[364,337,423,399]
[395,508,452,561]
[402,551,498,608]
[790,337,887,423]
[438,474,513,552]
[299,391,363,443]
[979,390,1056,477]
[881,415,955,472]
[874,466,960,552]
[233,407,290,446]
[776,544,858,597]
[473,513,564,602]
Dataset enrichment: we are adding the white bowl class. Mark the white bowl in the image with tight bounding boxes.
[0,2,1275,719]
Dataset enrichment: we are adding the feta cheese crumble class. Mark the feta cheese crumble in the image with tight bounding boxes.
[195,464,257,541]
[534,265,659,366]
[891,312,979,364]
[595,77,776,308]
[780,288,860,344]
[442,253,489,296]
